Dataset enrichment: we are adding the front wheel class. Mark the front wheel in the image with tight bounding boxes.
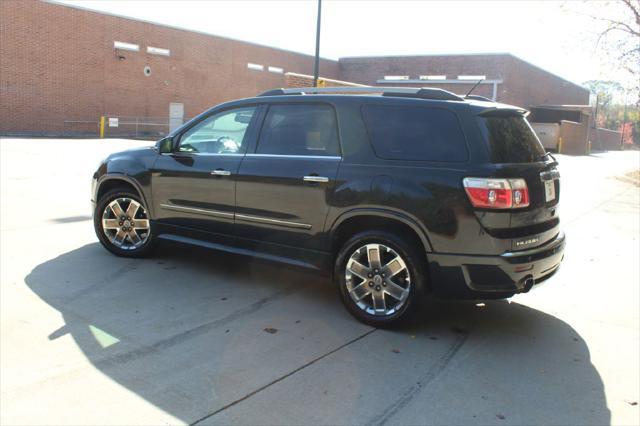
[94,188,155,257]
[334,230,426,327]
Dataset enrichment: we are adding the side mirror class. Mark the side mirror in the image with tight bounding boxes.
[234,113,252,124]
[156,137,173,154]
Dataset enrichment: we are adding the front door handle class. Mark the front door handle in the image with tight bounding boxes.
[303,175,329,183]
[211,169,231,176]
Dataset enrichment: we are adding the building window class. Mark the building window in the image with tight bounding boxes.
[147,46,170,56]
[383,75,409,80]
[113,41,139,52]
[247,63,264,71]
[419,75,447,80]
[458,75,486,80]
[268,66,284,74]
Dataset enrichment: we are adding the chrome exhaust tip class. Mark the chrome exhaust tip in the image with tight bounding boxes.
[517,275,535,292]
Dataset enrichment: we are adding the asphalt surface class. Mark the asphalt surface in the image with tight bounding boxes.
[1,138,639,426]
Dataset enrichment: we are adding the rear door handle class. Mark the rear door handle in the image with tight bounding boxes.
[303,175,329,183]
[211,169,231,176]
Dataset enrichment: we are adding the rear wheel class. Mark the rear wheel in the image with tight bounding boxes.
[335,230,426,326]
[94,188,155,257]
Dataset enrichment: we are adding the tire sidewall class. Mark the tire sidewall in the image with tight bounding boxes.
[94,189,154,258]
[334,230,426,327]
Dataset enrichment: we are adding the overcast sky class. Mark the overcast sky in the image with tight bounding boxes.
[56,0,626,88]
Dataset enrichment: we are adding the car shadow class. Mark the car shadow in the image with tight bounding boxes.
[49,215,93,224]
[24,242,610,425]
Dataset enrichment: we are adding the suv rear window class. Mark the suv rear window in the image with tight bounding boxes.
[361,105,468,162]
[477,114,546,163]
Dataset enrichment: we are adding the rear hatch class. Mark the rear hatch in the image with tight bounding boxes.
[469,109,561,251]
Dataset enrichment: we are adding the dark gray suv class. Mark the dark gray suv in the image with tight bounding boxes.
[92,87,565,325]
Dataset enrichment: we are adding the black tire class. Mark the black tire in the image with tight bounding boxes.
[94,188,156,258]
[334,230,427,327]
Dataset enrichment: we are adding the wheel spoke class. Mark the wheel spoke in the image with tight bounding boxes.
[133,219,149,229]
[367,244,382,269]
[128,230,142,245]
[102,219,120,230]
[372,291,386,312]
[109,200,126,218]
[347,259,371,280]
[126,200,140,218]
[350,282,371,301]
[113,229,127,245]
[384,280,407,301]
[382,256,405,278]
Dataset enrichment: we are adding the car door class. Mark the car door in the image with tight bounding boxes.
[151,105,258,237]
[235,103,341,252]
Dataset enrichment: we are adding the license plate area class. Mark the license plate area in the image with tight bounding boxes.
[544,179,556,202]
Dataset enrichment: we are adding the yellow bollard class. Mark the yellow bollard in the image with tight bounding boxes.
[557,137,563,154]
[99,116,105,138]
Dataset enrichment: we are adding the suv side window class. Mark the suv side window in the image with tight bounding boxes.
[179,107,256,154]
[256,104,340,156]
[361,105,468,162]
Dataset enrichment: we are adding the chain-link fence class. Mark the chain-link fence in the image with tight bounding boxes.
[62,116,189,139]
[103,116,174,140]
[62,120,101,137]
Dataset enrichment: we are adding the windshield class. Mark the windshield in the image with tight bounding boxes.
[477,114,546,163]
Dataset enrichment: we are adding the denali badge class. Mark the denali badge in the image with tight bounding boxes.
[516,237,539,247]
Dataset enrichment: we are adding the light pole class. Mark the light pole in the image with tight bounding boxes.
[313,0,322,87]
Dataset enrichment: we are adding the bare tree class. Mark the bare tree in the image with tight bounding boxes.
[570,1,640,104]
[598,1,639,81]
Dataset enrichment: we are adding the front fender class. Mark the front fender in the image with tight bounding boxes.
[93,148,157,218]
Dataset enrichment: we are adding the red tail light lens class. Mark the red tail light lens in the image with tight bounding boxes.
[463,178,530,209]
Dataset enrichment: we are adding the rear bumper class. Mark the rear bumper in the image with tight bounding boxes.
[428,232,565,299]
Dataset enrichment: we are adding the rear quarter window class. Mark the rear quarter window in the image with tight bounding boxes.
[477,114,546,163]
[361,104,468,162]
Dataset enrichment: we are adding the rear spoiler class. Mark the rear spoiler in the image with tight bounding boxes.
[477,105,529,117]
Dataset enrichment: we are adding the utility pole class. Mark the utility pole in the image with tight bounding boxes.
[313,0,322,87]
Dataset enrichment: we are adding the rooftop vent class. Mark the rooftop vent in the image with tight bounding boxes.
[147,46,170,56]
[113,41,139,52]
[419,75,447,80]
[247,63,264,71]
[458,75,486,80]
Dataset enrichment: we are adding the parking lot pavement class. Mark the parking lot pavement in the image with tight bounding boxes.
[1,137,638,426]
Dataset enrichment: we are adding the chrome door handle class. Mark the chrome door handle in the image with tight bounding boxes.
[303,175,329,183]
[211,169,231,176]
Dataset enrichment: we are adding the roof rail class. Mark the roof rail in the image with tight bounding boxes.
[258,86,464,101]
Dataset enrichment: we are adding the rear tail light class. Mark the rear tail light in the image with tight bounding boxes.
[463,177,530,209]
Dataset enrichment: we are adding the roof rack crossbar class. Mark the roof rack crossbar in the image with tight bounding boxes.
[258,86,464,101]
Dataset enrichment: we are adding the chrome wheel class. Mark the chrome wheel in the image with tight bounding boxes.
[101,198,150,250]
[345,243,411,316]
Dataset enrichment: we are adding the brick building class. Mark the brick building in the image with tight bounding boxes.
[1,1,590,137]
[339,54,590,108]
